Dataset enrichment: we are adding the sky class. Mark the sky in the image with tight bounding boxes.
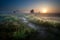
[0,0,60,13]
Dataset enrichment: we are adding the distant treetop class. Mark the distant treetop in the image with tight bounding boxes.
[30,9,34,13]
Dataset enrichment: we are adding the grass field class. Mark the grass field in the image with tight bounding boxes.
[0,13,60,40]
[0,15,37,40]
[25,14,60,27]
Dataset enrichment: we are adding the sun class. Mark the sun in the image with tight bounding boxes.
[42,9,47,13]
[41,8,48,13]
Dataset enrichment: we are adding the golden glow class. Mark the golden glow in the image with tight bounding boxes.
[41,8,47,13]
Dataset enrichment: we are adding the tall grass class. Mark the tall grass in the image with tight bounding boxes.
[25,15,60,28]
[0,16,37,40]
[25,15,60,40]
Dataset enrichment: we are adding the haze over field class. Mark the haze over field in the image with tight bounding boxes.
[0,0,60,40]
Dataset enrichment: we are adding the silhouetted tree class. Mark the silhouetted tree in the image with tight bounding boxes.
[13,11,16,13]
[30,9,34,13]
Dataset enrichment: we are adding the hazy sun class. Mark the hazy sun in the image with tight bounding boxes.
[41,8,47,13]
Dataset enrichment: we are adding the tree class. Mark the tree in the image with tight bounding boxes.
[30,9,34,13]
[13,11,16,13]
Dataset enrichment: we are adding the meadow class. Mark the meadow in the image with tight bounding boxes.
[0,15,37,40]
[0,14,60,40]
